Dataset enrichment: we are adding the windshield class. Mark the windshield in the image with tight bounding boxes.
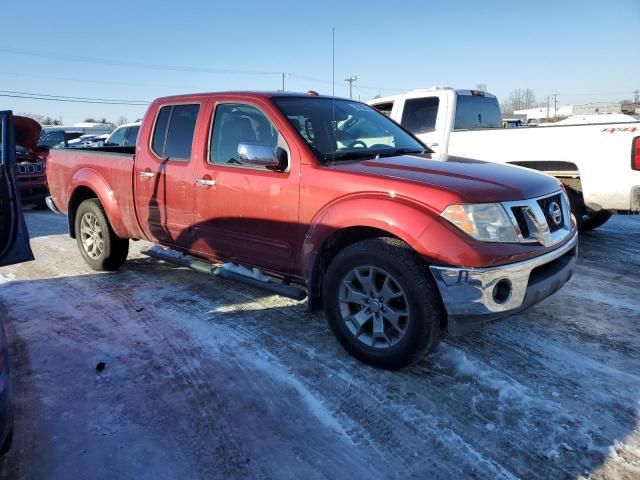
[273,97,426,162]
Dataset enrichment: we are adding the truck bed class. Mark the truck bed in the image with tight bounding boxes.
[46,146,141,238]
[447,122,640,211]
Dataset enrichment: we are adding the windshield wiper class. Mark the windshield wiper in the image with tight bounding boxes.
[322,151,378,162]
[375,148,426,158]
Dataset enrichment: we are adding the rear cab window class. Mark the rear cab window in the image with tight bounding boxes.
[151,104,200,160]
[454,94,502,129]
[371,102,394,117]
[400,97,439,133]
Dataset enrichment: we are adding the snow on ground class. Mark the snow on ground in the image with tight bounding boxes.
[0,210,639,479]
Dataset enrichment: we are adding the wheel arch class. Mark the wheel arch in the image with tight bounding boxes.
[303,196,439,312]
[67,169,128,239]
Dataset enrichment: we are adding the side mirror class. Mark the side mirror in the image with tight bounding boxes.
[237,142,287,171]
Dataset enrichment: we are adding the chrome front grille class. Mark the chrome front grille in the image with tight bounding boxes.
[537,193,564,233]
[503,191,572,247]
[17,162,45,175]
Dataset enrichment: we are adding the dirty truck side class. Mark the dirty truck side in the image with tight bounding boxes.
[45,92,578,369]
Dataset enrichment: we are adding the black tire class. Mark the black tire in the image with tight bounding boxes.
[580,210,613,231]
[74,199,129,271]
[566,187,586,230]
[0,411,13,456]
[32,199,48,210]
[323,237,443,370]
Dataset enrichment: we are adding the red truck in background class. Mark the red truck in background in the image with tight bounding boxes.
[13,117,48,209]
[45,91,578,368]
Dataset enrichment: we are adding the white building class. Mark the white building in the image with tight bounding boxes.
[514,102,630,121]
[514,105,573,121]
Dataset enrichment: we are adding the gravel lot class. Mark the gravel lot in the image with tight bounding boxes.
[0,209,639,479]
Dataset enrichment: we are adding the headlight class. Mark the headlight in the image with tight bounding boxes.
[442,203,518,242]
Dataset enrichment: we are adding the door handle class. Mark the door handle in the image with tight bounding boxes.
[139,171,154,178]
[195,178,216,187]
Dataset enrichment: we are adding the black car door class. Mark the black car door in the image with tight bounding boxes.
[0,111,34,267]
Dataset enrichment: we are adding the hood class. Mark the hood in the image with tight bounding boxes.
[14,116,42,152]
[330,154,561,203]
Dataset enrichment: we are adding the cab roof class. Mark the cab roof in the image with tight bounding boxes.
[152,91,351,104]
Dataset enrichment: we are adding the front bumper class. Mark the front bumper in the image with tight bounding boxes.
[430,231,578,336]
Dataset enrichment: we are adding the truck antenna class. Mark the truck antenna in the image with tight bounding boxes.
[331,27,335,166]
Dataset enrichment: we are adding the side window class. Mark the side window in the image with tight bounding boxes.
[124,125,139,146]
[106,127,126,146]
[401,97,440,134]
[210,103,285,167]
[372,102,394,117]
[165,105,199,159]
[151,104,199,160]
[152,107,172,155]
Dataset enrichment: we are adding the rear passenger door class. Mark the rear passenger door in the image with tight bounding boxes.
[0,111,34,267]
[134,103,201,247]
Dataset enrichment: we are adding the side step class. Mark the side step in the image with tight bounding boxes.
[142,246,307,301]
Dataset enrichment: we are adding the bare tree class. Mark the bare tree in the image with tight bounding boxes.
[475,84,487,92]
[116,116,129,126]
[501,88,537,115]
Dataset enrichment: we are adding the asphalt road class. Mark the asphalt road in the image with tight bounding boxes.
[0,210,639,479]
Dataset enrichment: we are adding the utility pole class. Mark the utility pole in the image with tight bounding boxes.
[281,73,286,92]
[546,96,550,120]
[553,93,558,118]
[634,89,639,110]
[344,75,359,99]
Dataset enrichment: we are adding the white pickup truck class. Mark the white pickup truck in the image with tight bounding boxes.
[369,88,640,230]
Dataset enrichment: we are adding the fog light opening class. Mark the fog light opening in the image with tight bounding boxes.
[492,279,512,304]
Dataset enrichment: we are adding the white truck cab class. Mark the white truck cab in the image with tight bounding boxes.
[370,88,640,230]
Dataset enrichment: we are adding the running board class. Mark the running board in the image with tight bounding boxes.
[142,247,307,301]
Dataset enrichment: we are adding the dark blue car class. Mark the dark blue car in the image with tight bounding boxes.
[0,110,36,455]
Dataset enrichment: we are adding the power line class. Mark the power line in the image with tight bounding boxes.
[0,90,149,104]
[0,48,281,77]
[0,48,406,94]
[0,90,149,106]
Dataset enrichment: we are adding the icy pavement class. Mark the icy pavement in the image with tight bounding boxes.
[0,209,639,479]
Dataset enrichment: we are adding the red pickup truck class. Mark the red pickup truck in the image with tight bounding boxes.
[46,92,578,368]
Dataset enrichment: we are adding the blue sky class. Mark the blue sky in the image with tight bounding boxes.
[1,0,638,124]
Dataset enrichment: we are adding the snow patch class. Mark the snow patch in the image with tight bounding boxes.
[436,344,530,404]
[0,272,16,284]
[245,353,350,440]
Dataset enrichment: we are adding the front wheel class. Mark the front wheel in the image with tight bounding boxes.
[75,199,129,271]
[580,210,613,231]
[323,237,443,369]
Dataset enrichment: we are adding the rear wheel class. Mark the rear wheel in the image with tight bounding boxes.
[323,237,443,369]
[75,199,128,271]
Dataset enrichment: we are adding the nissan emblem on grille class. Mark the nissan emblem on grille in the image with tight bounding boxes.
[548,202,562,226]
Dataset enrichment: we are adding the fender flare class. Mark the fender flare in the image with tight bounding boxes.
[67,168,129,239]
[301,193,440,282]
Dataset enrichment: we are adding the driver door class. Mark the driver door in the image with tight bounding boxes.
[0,111,34,267]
